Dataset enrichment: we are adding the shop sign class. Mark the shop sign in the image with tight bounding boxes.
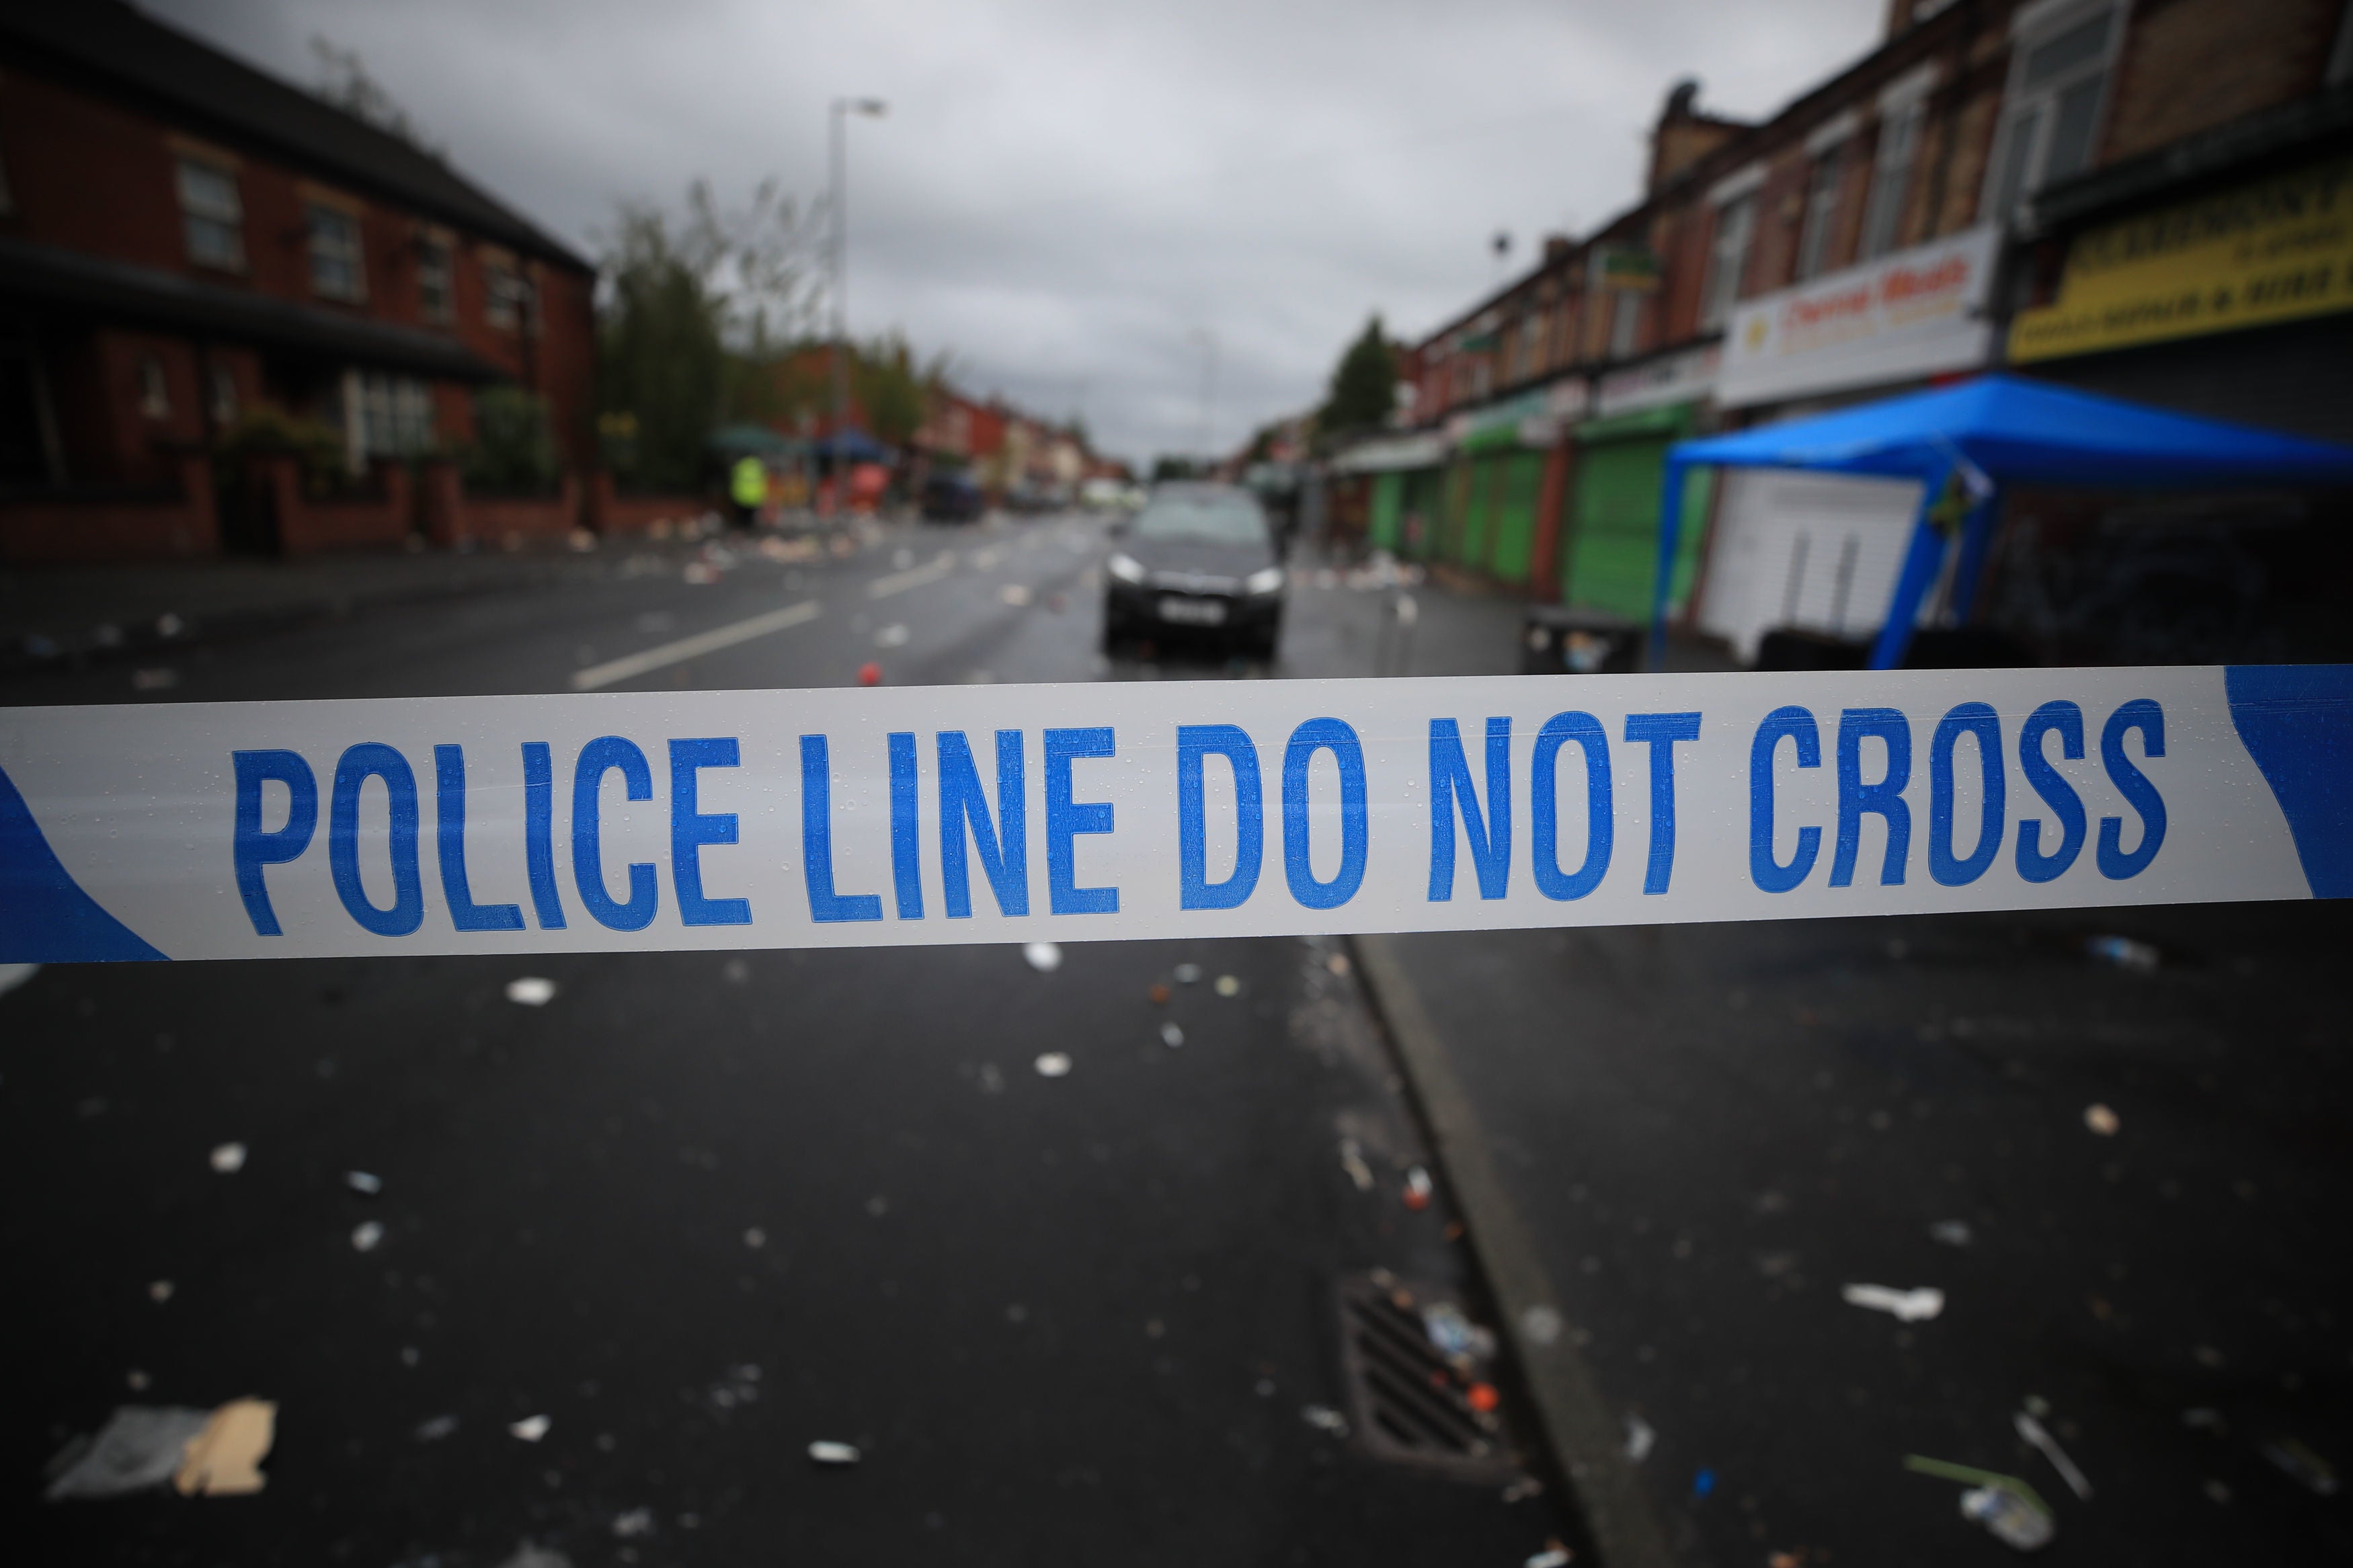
[2009,155,2353,363]
[1594,248,1662,293]
[1596,343,1720,417]
[1718,226,1999,409]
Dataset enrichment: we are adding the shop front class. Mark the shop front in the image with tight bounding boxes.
[1561,345,1718,620]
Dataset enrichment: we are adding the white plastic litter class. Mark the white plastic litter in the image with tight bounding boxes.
[351,1221,385,1253]
[1929,1219,1973,1247]
[1338,1139,1375,1192]
[2083,1103,2120,1136]
[612,1507,655,1537]
[807,1440,861,1465]
[742,1227,767,1249]
[1841,1283,1945,1322]
[1033,1052,1072,1077]
[1624,1414,1657,1462]
[2014,1410,2093,1501]
[413,1414,459,1442]
[508,1415,551,1443]
[1525,1547,1574,1568]
[1301,1405,1350,1437]
[1160,1021,1185,1048]
[1023,942,1062,973]
[506,977,557,1007]
[43,1405,212,1499]
[1961,1481,2055,1551]
[1174,964,1202,985]
[2085,934,2159,972]
[1519,1305,1565,1346]
[1214,975,1240,997]
[209,1142,246,1173]
[346,1171,383,1196]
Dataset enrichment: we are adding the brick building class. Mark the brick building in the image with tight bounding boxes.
[1376,0,2353,664]
[0,3,596,559]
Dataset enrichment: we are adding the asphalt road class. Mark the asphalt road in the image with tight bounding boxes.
[2,513,1575,1566]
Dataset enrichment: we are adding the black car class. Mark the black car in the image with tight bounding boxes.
[1102,483,1285,658]
[920,470,985,522]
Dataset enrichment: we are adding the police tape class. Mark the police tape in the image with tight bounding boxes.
[1,664,2346,963]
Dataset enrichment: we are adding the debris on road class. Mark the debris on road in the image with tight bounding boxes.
[505,977,557,1007]
[149,1280,174,1303]
[171,1398,276,1496]
[1402,1165,1434,1210]
[1841,1283,1945,1321]
[742,1227,766,1249]
[807,1440,861,1465]
[1905,1456,2055,1552]
[1519,1305,1564,1346]
[44,1405,212,1499]
[495,1543,573,1568]
[2014,1409,2093,1500]
[612,1506,655,1537]
[1326,952,1351,977]
[1624,1414,1657,1462]
[2083,1103,2121,1136]
[856,661,883,686]
[413,1414,459,1442]
[1929,1219,1973,1247]
[1023,941,1063,973]
[1160,1021,1185,1048]
[508,1415,551,1443]
[875,622,910,648]
[1466,1382,1501,1413]
[351,1221,385,1253]
[2261,1436,2340,1495]
[1693,1467,1717,1498]
[1501,1475,1543,1503]
[1338,1139,1375,1192]
[1000,583,1032,606]
[346,1170,383,1196]
[1421,1301,1497,1362]
[1525,1544,1573,1567]
[1301,1405,1351,1438]
[1174,963,1201,985]
[209,1142,247,1173]
[1148,982,1171,1004]
[1033,1053,1072,1078]
[1214,974,1240,997]
[2085,934,2160,973]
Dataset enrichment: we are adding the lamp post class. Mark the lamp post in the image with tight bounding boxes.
[829,96,887,504]
[1189,327,1218,474]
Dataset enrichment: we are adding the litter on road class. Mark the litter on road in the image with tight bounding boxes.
[495,1543,573,1568]
[44,1405,214,1499]
[1624,1415,1657,1462]
[505,977,557,1007]
[1160,1021,1185,1048]
[1525,1545,1573,1567]
[2014,1409,2093,1500]
[807,1440,861,1465]
[611,1506,655,1537]
[149,1280,173,1303]
[2085,934,2160,972]
[1023,942,1063,973]
[1338,1139,1375,1192]
[2261,1436,2340,1495]
[413,1414,459,1442]
[351,1221,384,1253]
[345,1170,383,1196]
[1519,1305,1564,1346]
[1301,1405,1351,1438]
[742,1227,766,1249]
[1402,1165,1434,1210]
[171,1398,276,1496]
[1905,1456,2055,1552]
[1421,1301,1497,1362]
[208,1141,247,1173]
[2083,1103,2121,1136]
[1214,975,1240,997]
[1174,963,1201,984]
[508,1415,551,1442]
[1928,1219,1973,1247]
[1033,1052,1072,1077]
[1841,1283,1945,1322]
[1148,983,1171,1004]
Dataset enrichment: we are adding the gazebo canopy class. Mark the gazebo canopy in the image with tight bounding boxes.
[1650,374,2353,667]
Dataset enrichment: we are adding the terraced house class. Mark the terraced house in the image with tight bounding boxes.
[1366,0,2353,667]
[0,3,596,560]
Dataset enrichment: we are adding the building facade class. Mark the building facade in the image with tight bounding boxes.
[0,3,596,559]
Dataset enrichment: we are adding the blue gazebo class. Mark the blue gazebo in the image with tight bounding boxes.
[1647,375,2353,669]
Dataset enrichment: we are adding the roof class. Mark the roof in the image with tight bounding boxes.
[0,235,501,380]
[1669,374,2353,488]
[0,3,588,272]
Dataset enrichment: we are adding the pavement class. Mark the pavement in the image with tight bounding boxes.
[1,513,1583,1566]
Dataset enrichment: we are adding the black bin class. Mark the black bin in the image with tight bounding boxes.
[1521,606,1641,675]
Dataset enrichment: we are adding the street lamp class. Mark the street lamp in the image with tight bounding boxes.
[829,96,887,505]
[1189,326,1218,473]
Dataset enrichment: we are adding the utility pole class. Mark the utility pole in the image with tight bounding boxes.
[829,96,887,502]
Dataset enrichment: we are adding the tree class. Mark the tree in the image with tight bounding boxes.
[853,333,949,447]
[597,204,725,491]
[1318,315,1398,437]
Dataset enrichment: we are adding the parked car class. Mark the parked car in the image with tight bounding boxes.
[920,470,985,522]
[1102,483,1285,658]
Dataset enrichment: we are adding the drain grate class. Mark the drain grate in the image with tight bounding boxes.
[1335,1272,1519,1481]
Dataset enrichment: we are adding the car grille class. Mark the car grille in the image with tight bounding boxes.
[1149,571,1240,594]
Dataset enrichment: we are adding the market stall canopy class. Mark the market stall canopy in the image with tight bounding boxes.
[810,427,894,464]
[705,423,805,460]
[1651,374,2353,668]
[1328,433,1448,475]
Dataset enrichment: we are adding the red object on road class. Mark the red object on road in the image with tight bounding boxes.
[857,661,883,687]
[1466,1383,1499,1413]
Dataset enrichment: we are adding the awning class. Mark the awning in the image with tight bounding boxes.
[0,237,501,381]
[1328,433,1447,474]
[1648,373,2353,669]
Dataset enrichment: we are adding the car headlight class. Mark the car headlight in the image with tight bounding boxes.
[1107,552,1147,584]
[1244,566,1285,596]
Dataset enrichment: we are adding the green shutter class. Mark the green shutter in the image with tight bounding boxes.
[1487,451,1545,583]
[1369,471,1404,550]
[1562,437,1714,619]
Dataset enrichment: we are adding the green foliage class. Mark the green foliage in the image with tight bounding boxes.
[215,406,347,497]
[1319,315,1398,438]
[466,386,559,494]
[1150,454,1203,483]
[853,333,947,448]
[598,202,727,490]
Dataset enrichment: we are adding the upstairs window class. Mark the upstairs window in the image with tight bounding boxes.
[1985,4,2122,220]
[484,260,532,331]
[176,159,244,270]
[138,355,170,419]
[417,234,454,323]
[1609,290,1642,358]
[307,204,365,300]
[1859,97,1925,260]
[1795,144,1847,281]
[1698,194,1757,331]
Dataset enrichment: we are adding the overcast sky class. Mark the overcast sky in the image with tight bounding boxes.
[149,0,1885,463]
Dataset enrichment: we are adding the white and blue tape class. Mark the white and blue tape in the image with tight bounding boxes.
[1,665,2346,963]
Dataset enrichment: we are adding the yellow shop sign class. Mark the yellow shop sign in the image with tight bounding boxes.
[2009,154,2353,362]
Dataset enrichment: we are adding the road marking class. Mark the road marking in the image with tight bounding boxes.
[570,600,822,690]
[867,552,957,598]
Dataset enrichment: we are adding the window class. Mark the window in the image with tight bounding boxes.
[1698,194,1757,331]
[176,159,244,270]
[484,261,530,330]
[417,234,454,323]
[352,372,436,456]
[208,364,238,425]
[138,355,170,419]
[1985,5,2122,221]
[1609,290,1642,358]
[1795,145,1846,281]
[308,204,365,300]
[1859,98,1925,259]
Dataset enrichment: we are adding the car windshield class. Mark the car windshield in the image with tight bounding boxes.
[1131,493,1267,546]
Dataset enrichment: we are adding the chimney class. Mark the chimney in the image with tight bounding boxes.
[1542,233,1574,266]
[1648,77,1749,194]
